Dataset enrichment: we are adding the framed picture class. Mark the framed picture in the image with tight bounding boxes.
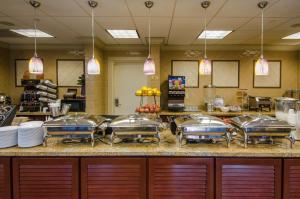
[171,60,199,88]
[56,59,85,87]
[212,60,240,88]
[15,59,44,87]
[253,60,281,88]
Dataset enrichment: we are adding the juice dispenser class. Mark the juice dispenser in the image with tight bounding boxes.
[203,85,216,112]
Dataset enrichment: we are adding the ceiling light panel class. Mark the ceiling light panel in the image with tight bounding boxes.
[10,29,53,37]
[106,29,139,38]
[282,32,300,39]
[198,30,232,39]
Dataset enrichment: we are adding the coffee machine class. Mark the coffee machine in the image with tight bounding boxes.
[168,76,185,112]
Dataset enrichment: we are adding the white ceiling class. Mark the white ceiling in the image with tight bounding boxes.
[0,0,299,46]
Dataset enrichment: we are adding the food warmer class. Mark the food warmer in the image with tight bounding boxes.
[43,114,109,147]
[108,114,163,146]
[230,115,295,148]
[171,114,233,147]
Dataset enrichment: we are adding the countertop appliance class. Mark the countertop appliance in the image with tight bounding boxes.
[248,96,272,112]
[108,114,163,145]
[230,115,295,148]
[43,114,109,147]
[168,76,185,112]
[204,85,216,112]
[171,114,233,147]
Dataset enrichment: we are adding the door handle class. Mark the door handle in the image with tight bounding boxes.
[115,98,121,107]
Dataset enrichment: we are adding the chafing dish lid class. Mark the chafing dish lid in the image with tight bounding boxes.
[43,114,108,127]
[108,114,161,128]
[230,115,293,129]
[175,114,231,129]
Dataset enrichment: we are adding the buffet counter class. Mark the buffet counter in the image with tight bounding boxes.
[159,110,275,117]
[0,130,297,157]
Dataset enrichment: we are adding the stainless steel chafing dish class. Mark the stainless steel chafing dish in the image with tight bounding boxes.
[108,114,163,145]
[43,113,109,147]
[230,115,295,148]
[172,114,233,147]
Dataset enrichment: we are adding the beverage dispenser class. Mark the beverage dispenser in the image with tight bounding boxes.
[203,85,216,112]
[167,76,185,112]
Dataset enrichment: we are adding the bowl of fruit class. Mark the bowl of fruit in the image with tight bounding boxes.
[136,104,161,114]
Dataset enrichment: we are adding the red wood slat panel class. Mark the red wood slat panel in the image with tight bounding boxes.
[284,159,300,199]
[149,158,214,199]
[81,158,146,199]
[216,158,282,199]
[13,158,79,199]
[0,158,11,199]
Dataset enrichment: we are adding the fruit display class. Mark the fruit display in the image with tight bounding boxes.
[135,86,161,96]
[136,104,161,114]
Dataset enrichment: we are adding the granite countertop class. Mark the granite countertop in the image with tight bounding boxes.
[0,130,298,157]
[159,110,275,116]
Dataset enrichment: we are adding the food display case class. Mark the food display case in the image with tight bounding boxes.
[172,114,233,147]
[108,114,164,146]
[230,115,295,148]
[43,114,109,147]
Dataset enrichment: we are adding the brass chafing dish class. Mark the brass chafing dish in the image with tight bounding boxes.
[172,114,233,147]
[43,113,109,147]
[108,114,163,146]
[230,115,295,148]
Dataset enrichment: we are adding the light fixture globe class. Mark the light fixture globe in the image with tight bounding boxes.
[87,57,100,75]
[143,56,155,75]
[255,56,269,76]
[29,55,43,74]
[199,57,212,75]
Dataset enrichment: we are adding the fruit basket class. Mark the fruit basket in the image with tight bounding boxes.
[135,86,161,114]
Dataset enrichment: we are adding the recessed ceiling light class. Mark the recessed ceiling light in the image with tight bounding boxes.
[282,32,300,39]
[198,30,232,39]
[106,29,139,39]
[9,29,53,37]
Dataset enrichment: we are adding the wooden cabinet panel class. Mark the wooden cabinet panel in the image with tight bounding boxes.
[12,158,79,199]
[81,158,146,199]
[284,159,300,199]
[0,158,11,199]
[216,158,281,199]
[149,157,214,199]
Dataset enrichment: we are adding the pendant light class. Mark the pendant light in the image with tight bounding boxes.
[87,0,100,75]
[29,0,43,74]
[199,1,211,75]
[255,1,269,76]
[144,1,155,76]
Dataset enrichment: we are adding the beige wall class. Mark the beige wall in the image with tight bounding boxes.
[8,49,85,103]
[160,50,299,109]
[0,47,10,95]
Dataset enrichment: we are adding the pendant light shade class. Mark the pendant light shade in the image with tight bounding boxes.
[255,1,269,76]
[87,0,100,75]
[199,57,212,75]
[29,55,43,74]
[144,56,155,75]
[144,1,155,76]
[29,0,43,74]
[199,1,211,76]
[87,57,100,75]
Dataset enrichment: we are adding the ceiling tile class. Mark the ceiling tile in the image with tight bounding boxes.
[75,0,131,17]
[95,17,135,29]
[174,0,227,17]
[40,0,87,17]
[272,17,300,30]
[239,17,290,30]
[207,17,250,30]
[134,17,171,38]
[217,0,279,18]
[0,0,47,17]
[264,0,300,17]
[126,0,176,17]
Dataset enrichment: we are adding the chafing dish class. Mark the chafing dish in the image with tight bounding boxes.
[248,96,272,112]
[172,114,233,147]
[108,114,163,145]
[230,115,295,148]
[43,114,109,147]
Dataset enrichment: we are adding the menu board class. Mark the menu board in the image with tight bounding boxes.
[168,76,185,90]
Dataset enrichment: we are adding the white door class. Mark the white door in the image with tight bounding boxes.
[113,62,147,115]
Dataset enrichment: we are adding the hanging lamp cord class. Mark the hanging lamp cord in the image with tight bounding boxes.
[91,7,95,58]
[261,7,264,58]
[148,7,151,58]
[34,7,37,57]
[204,7,207,58]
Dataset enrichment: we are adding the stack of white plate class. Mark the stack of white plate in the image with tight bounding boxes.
[0,126,18,148]
[18,121,44,148]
